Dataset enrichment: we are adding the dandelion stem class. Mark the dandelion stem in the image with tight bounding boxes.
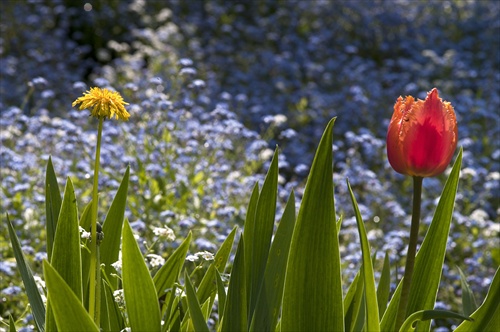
[395,176,423,330]
[89,117,103,326]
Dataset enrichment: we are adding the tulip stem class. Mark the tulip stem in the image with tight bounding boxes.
[395,176,423,331]
[89,117,103,326]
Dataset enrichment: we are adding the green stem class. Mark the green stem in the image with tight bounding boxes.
[395,176,423,331]
[89,117,103,326]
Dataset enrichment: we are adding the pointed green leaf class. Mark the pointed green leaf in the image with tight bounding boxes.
[184,272,210,332]
[457,266,478,316]
[400,309,472,332]
[43,260,98,331]
[377,251,391,319]
[347,179,380,332]
[9,315,16,332]
[282,118,344,332]
[243,183,260,309]
[102,279,124,331]
[6,214,46,331]
[101,166,129,289]
[122,219,161,331]
[46,156,62,261]
[215,269,227,322]
[154,232,192,298]
[247,149,279,322]
[221,237,247,332]
[50,177,82,299]
[345,269,364,332]
[380,280,403,331]
[197,226,237,304]
[406,149,462,329]
[250,190,296,332]
[455,267,500,332]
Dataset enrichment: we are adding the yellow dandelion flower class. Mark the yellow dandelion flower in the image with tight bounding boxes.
[72,87,130,120]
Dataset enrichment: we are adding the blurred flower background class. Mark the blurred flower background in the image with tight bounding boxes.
[1,0,499,329]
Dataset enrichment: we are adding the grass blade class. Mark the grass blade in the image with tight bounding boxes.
[347,179,380,332]
[6,214,46,331]
[154,232,192,299]
[215,269,227,323]
[122,219,161,331]
[243,183,260,311]
[220,237,247,332]
[457,266,478,316]
[377,251,391,319]
[344,270,364,332]
[184,272,210,332]
[406,149,462,329]
[101,166,130,289]
[43,260,98,331]
[197,226,237,304]
[282,118,344,332]
[250,190,296,332]
[247,149,279,322]
[455,267,500,332]
[380,280,402,331]
[45,156,62,261]
[50,177,82,298]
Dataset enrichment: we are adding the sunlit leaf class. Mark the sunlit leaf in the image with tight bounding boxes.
[122,219,161,331]
[347,179,380,332]
[43,260,98,331]
[282,118,344,332]
[101,166,130,289]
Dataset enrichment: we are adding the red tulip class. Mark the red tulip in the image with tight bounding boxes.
[387,88,458,177]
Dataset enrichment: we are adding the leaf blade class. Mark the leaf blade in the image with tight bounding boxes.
[6,214,46,331]
[281,118,344,332]
[122,219,161,331]
[347,179,380,332]
[43,260,98,332]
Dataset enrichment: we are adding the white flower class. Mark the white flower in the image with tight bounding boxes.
[153,225,176,241]
[147,254,165,268]
[79,226,91,240]
[186,251,214,262]
[186,254,198,262]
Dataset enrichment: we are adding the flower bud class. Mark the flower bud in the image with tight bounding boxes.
[387,88,457,177]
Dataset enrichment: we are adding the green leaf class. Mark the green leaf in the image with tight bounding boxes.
[455,267,500,332]
[377,251,391,319]
[102,279,124,331]
[400,309,472,332]
[43,260,98,331]
[9,315,16,332]
[122,219,161,331]
[380,280,403,331]
[154,232,192,299]
[101,166,130,289]
[250,190,296,332]
[247,148,279,322]
[457,266,478,316]
[6,214,46,331]
[344,270,361,331]
[215,269,227,323]
[221,237,247,332]
[406,149,462,330]
[197,226,237,304]
[50,177,83,298]
[243,183,260,311]
[347,179,380,332]
[46,156,62,261]
[282,118,344,332]
[184,272,210,332]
